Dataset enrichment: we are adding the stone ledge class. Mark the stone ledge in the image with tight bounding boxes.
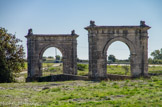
[26,74,132,82]
[26,74,89,82]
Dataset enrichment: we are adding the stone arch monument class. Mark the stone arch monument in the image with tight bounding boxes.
[85,21,150,79]
[26,29,78,79]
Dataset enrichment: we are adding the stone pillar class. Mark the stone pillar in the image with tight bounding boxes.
[130,53,140,77]
[88,29,97,79]
[26,35,36,78]
[71,36,78,75]
[89,43,97,78]
[63,32,78,75]
[87,28,107,79]
[96,53,107,79]
[63,48,77,75]
[140,29,149,76]
[130,21,150,77]
[26,37,34,78]
[26,29,41,78]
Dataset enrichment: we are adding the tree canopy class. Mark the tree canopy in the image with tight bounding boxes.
[55,55,61,60]
[151,48,162,60]
[0,27,25,82]
[108,54,116,62]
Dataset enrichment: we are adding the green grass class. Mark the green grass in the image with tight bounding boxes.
[21,63,162,78]
[77,64,162,76]
[41,64,162,76]
[23,62,54,71]
[78,64,89,76]
[42,63,89,76]
[148,65,162,74]
[107,65,131,75]
[77,64,130,76]
[0,75,161,106]
[24,62,28,70]
[2,64,162,106]
[42,64,63,76]
[42,63,54,68]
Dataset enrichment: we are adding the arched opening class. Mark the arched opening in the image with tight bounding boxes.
[107,41,131,76]
[41,47,63,76]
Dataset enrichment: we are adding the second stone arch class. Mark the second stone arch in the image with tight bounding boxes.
[85,21,150,79]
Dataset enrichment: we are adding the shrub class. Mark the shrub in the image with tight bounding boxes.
[77,64,87,71]
[0,28,25,82]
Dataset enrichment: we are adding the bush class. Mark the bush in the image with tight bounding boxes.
[0,27,25,82]
[77,64,87,71]
[152,59,162,64]
[148,58,162,64]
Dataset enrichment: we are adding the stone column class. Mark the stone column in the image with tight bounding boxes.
[26,35,38,78]
[71,37,78,75]
[26,29,41,79]
[26,37,34,78]
[96,52,107,79]
[87,30,107,79]
[63,33,78,75]
[88,31,98,79]
[130,53,140,77]
[140,29,149,76]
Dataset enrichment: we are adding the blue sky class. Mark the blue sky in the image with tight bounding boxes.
[0,0,162,59]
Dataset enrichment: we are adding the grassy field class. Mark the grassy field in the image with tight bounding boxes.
[23,62,162,76]
[11,63,162,107]
[0,75,161,106]
[1,63,162,106]
[42,63,63,76]
[42,64,131,76]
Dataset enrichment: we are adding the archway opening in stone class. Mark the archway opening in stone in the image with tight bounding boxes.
[41,47,63,76]
[107,41,131,76]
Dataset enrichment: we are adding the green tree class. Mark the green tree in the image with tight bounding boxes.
[108,54,116,62]
[48,56,54,59]
[151,48,162,59]
[55,55,61,60]
[148,58,153,64]
[42,57,46,62]
[0,27,25,82]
